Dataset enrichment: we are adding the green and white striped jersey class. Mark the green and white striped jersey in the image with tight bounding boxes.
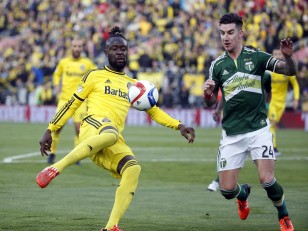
[209,47,278,135]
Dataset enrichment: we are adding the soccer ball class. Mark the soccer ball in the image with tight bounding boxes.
[128,80,159,111]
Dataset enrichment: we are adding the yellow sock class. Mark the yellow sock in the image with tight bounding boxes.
[53,132,117,172]
[50,131,61,154]
[105,165,141,229]
[270,124,277,148]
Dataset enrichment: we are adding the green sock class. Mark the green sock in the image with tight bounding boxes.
[275,201,288,219]
[236,184,248,201]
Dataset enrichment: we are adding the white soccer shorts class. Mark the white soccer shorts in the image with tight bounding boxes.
[217,123,275,172]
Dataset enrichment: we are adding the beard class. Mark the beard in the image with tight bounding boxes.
[109,58,127,71]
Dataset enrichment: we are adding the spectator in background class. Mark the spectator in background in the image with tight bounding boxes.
[268,48,300,157]
[0,0,306,110]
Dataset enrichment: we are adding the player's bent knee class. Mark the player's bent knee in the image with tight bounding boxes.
[220,188,237,200]
[117,155,140,176]
[263,181,284,202]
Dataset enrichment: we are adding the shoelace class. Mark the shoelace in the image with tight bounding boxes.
[238,200,247,210]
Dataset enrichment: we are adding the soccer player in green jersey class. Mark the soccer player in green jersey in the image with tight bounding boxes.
[36,27,195,231]
[203,13,296,231]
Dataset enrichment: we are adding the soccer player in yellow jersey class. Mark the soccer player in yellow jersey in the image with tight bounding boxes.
[48,37,97,164]
[36,27,195,231]
[268,49,300,157]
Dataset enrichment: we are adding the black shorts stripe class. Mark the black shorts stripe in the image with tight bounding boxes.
[87,117,102,128]
[117,156,137,174]
[121,161,138,173]
[100,125,118,133]
[84,117,101,129]
[51,97,75,124]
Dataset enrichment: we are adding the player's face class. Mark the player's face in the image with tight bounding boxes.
[105,37,128,71]
[219,23,243,53]
[71,40,83,59]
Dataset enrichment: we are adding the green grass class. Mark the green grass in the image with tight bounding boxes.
[0,122,307,231]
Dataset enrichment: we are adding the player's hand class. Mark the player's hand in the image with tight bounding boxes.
[179,124,195,143]
[203,79,215,96]
[213,110,221,122]
[280,38,293,57]
[39,129,52,156]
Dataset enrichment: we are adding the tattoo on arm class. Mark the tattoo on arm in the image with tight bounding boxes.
[274,57,297,76]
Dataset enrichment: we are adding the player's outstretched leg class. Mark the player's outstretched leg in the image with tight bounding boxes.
[36,166,59,188]
[236,184,251,220]
[102,164,141,231]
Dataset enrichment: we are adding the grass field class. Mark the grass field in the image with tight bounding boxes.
[0,122,307,231]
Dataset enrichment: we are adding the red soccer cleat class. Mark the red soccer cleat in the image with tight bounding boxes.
[36,166,59,188]
[279,216,294,231]
[101,225,123,231]
[236,184,251,220]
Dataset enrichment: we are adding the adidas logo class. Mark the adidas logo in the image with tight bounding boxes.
[222,70,229,75]
[105,79,112,83]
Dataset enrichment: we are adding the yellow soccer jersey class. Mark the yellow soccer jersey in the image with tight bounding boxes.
[48,66,181,133]
[53,56,96,100]
[270,72,300,103]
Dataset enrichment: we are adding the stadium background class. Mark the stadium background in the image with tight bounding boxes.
[0,0,308,129]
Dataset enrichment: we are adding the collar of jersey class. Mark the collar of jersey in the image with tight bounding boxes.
[104,65,125,75]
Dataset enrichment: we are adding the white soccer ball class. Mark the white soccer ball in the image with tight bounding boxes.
[128,80,159,111]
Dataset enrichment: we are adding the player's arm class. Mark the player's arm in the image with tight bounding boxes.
[146,107,195,143]
[39,95,84,156]
[203,61,219,107]
[290,76,300,110]
[53,60,63,94]
[39,72,94,156]
[272,38,297,76]
[213,97,223,122]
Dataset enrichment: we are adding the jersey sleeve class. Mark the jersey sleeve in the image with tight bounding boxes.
[47,71,95,132]
[146,106,181,130]
[209,60,221,93]
[289,76,300,100]
[258,51,279,72]
[47,95,83,132]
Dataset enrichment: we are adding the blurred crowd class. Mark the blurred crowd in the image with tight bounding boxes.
[0,0,308,110]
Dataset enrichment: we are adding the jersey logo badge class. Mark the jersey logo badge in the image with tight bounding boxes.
[77,84,84,93]
[222,70,229,75]
[105,79,112,84]
[244,61,255,71]
[219,158,227,169]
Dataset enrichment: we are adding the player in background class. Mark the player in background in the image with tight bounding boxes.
[48,37,97,164]
[203,13,296,231]
[36,27,195,231]
[268,48,300,157]
[207,71,272,192]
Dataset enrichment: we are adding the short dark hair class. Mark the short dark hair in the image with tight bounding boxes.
[219,13,243,29]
